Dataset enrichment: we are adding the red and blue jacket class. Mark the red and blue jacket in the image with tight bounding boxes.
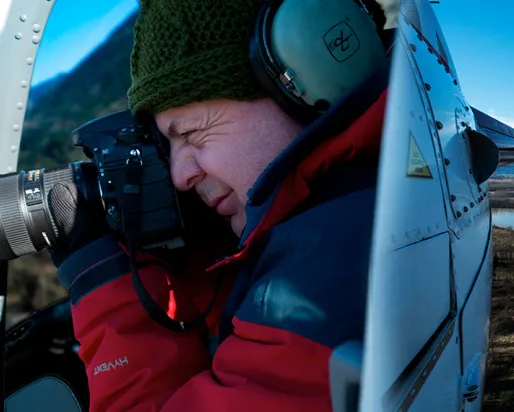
[57,77,388,411]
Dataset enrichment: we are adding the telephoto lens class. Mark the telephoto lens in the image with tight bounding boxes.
[0,162,100,261]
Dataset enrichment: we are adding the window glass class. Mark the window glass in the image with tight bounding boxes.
[8,0,139,328]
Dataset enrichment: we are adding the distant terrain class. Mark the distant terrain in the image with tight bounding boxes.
[18,12,137,171]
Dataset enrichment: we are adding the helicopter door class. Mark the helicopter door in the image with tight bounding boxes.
[357,3,462,410]
[405,1,494,409]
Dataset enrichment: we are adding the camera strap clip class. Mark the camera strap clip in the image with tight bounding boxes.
[123,149,144,244]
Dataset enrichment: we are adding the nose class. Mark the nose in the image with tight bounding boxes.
[169,145,204,191]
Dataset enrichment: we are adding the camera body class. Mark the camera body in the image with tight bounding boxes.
[72,109,184,250]
[0,110,184,261]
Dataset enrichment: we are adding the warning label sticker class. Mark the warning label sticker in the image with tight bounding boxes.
[407,133,433,179]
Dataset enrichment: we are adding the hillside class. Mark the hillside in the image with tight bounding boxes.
[26,74,67,112]
[19,11,138,170]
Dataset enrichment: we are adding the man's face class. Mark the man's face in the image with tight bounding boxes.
[155,98,302,237]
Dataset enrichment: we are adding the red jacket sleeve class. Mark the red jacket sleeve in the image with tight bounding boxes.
[59,235,333,412]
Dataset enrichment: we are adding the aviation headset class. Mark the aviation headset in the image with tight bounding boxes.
[249,0,389,125]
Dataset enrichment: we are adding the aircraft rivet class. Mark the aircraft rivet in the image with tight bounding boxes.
[470,203,475,208]
[461,122,467,127]
[464,207,469,213]
[465,106,469,111]
[410,44,417,52]
[27,58,34,65]
[8,166,14,172]
[457,211,462,218]
[436,121,443,130]
[425,83,432,91]
[454,80,458,86]
[451,195,456,202]
[32,35,40,44]
[10,146,17,153]
[33,24,41,33]
[14,33,22,40]
[17,103,23,109]
[20,15,27,22]
[444,158,450,166]
[12,125,20,131]
[21,80,28,88]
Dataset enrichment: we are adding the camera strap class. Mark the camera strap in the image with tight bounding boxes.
[123,154,219,333]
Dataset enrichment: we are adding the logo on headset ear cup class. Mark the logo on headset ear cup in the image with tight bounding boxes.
[323,21,361,63]
[249,0,387,125]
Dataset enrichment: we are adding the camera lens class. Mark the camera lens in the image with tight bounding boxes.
[0,162,100,260]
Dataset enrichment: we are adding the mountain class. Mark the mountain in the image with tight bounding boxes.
[19,12,138,170]
[27,74,67,112]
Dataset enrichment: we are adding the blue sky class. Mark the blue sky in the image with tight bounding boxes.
[31,0,138,85]
[32,0,513,127]
[433,0,514,127]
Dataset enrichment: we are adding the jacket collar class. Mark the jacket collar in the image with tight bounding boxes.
[207,60,390,271]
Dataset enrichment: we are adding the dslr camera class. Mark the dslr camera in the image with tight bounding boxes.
[0,110,184,261]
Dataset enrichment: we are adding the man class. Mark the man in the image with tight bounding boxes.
[48,0,392,410]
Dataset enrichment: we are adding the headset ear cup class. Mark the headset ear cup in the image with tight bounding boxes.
[248,4,320,125]
[249,0,390,127]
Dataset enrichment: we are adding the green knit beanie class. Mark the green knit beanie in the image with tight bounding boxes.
[128,0,268,116]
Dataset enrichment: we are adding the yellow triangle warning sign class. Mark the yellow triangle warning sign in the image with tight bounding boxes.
[407,133,433,178]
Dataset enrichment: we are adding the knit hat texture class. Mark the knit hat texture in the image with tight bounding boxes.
[128,0,267,116]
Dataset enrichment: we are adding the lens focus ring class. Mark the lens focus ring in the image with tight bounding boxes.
[0,174,36,257]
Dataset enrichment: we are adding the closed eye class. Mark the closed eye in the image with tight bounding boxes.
[181,130,197,139]
[181,130,203,146]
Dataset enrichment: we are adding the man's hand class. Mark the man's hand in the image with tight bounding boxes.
[48,181,110,267]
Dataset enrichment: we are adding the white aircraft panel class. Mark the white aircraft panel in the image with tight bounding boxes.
[408,327,461,411]
[0,0,54,173]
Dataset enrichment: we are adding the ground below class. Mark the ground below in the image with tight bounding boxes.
[483,226,514,411]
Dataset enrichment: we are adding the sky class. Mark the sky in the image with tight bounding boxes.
[433,0,514,128]
[31,0,138,85]
[30,0,513,128]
